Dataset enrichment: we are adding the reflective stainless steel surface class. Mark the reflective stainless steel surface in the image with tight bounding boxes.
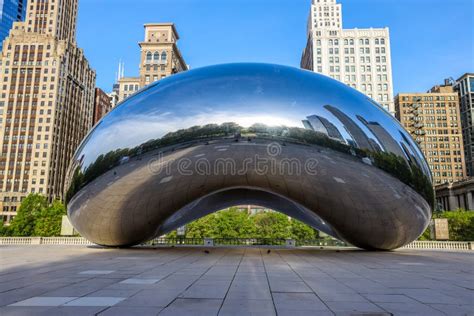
[65,63,433,250]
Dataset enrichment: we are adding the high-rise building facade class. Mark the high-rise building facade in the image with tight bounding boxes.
[395,81,466,185]
[455,73,474,177]
[0,0,27,51]
[0,0,95,223]
[301,0,394,113]
[116,23,187,103]
[93,88,112,125]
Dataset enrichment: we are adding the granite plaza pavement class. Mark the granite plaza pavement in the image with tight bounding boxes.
[0,246,473,315]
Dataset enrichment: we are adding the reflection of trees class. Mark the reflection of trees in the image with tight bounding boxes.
[371,151,434,207]
[66,122,433,208]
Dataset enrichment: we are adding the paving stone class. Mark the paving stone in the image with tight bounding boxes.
[376,302,446,315]
[269,280,312,293]
[79,270,115,275]
[325,301,388,314]
[219,299,275,315]
[273,292,329,312]
[87,289,141,298]
[38,306,109,315]
[428,303,474,316]
[180,285,229,299]
[99,306,162,315]
[119,278,161,284]
[159,298,222,316]
[1,246,473,316]
[364,294,417,303]
[0,306,54,315]
[62,297,125,306]
[117,289,179,307]
[9,297,77,306]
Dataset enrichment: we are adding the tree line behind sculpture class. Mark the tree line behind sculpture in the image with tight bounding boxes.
[2,196,472,241]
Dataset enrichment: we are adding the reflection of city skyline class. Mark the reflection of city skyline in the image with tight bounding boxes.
[323,105,379,152]
[357,115,407,160]
[302,115,345,143]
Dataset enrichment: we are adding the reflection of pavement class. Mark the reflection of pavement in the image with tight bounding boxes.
[1,246,472,315]
[69,138,430,250]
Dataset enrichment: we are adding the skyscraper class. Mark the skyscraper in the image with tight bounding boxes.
[395,81,466,185]
[455,73,474,177]
[117,23,187,102]
[0,0,26,51]
[0,0,95,223]
[301,0,394,113]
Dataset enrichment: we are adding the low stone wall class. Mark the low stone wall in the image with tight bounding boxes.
[0,237,94,246]
[0,237,472,250]
[401,240,473,251]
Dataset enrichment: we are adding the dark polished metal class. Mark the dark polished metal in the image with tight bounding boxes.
[65,63,433,250]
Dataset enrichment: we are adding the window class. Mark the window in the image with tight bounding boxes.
[161,51,167,61]
[146,52,152,62]
[153,52,159,61]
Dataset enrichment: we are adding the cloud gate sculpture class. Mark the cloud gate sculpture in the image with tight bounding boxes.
[65,63,433,250]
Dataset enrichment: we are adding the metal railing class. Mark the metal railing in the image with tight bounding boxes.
[148,238,204,246]
[214,238,288,246]
[297,239,349,247]
[0,237,472,250]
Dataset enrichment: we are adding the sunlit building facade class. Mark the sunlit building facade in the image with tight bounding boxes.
[395,81,466,185]
[0,0,95,223]
[117,23,187,103]
[301,0,394,113]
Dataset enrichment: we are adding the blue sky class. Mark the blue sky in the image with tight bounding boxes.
[76,0,473,93]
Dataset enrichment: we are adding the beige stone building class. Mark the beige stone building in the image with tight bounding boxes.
[117,23,187,102]
[395,81,466,186]
[301,0,395,113]
[0,0,95,223]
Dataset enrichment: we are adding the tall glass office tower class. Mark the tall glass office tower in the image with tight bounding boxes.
[0,0,26,50]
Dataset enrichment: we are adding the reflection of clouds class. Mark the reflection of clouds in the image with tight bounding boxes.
[80,111,301,167]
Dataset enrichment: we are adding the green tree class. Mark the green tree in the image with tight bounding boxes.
[418,209,474,241]
[290,219,317,240]
[9,194,48,236]
[185,214,217,238]
[34,200,66,237]
[0,220,11,236]
[212,208,256,238]
[439,209,474,241]
[253,212,290,239]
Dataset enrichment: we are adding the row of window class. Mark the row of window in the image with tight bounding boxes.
[316,38,386,46]
[122,84,139,92]
[145,51,167,62]
[400,96,456,101]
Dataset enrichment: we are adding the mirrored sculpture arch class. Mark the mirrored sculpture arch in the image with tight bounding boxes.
[65,63,433,250]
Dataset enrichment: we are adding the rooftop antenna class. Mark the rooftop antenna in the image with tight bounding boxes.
[117,60,122,82]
